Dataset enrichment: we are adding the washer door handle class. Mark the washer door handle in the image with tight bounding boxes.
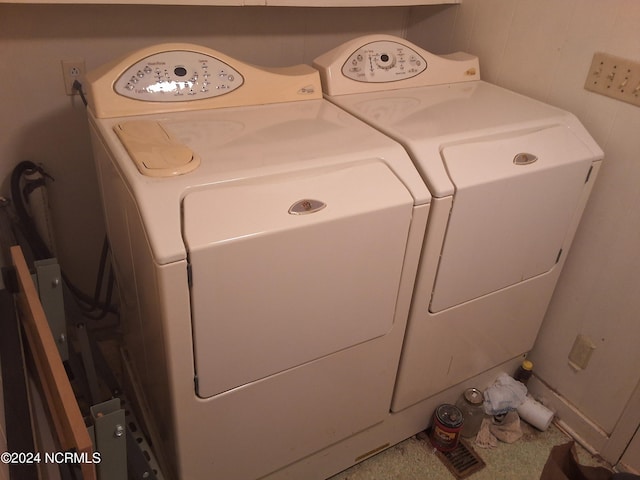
[288,199,326,215]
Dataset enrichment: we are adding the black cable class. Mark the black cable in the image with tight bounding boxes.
[64,241,119,319]
[70,236,118,319]
[83,261,116,321]
[10,161,52,260]
[68,236,108,314]
[90,237,109,311]
[9,161,118,319]
[72,80,88,107]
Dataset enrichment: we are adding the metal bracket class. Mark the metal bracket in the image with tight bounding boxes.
[88,395,162,480]
[32,258,68,361]
[90,398,127,480]
[124,400,161,480]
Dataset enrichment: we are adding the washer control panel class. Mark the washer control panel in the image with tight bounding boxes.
[114,50,244,102]
[341,40,427,83]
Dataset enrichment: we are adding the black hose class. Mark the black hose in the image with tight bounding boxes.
[83,260,116,320]
[10,161,52,261]
[9,161,118,319]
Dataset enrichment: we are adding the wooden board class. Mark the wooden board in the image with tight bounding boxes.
[10,245,96,480]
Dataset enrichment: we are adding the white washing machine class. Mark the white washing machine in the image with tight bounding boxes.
[314,35,604,412]
[85,44,431,479]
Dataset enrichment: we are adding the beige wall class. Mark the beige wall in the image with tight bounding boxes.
[0,4,438,288]
[408,0,640,466]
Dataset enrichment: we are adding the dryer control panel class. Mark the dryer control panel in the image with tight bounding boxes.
[313,35,480,96]
[114,50,244,102]
[342,41,427,83]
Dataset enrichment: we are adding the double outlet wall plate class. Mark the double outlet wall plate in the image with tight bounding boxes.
[584,52,640,107]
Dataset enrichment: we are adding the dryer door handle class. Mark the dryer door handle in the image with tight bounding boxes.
[288,199,327,215]
[513,152,538,165]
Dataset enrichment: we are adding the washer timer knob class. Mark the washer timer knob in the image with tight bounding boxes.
[375,53,396,70]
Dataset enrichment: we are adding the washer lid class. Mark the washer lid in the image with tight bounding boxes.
[91,97,430,266]
[183,162,414,398]
[320,81,603,198]
[429,125,594,312]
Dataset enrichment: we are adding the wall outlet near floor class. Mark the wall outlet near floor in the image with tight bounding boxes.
[568,334,596,371]
[584,52,640,107]
[61,59,86,95]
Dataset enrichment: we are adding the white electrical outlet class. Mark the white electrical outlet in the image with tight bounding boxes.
[61,59,86,95]
[584,52,640,107]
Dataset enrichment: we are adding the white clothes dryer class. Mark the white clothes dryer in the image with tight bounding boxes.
[314,35,603,412]
[85,44,430,479]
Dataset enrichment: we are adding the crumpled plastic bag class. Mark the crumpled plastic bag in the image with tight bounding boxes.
[483,372,528,415]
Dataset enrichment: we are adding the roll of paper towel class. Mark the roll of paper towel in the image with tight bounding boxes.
[517,396,554,431]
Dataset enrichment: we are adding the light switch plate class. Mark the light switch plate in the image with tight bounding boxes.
[584,52,640,107]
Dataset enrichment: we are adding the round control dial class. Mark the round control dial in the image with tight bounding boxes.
[375,53,396,70]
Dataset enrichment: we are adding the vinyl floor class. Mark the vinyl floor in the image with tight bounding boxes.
[328,422,610,480]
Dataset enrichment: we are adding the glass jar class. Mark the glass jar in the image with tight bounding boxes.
[456,388,485,438]
[514,359,534,385]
